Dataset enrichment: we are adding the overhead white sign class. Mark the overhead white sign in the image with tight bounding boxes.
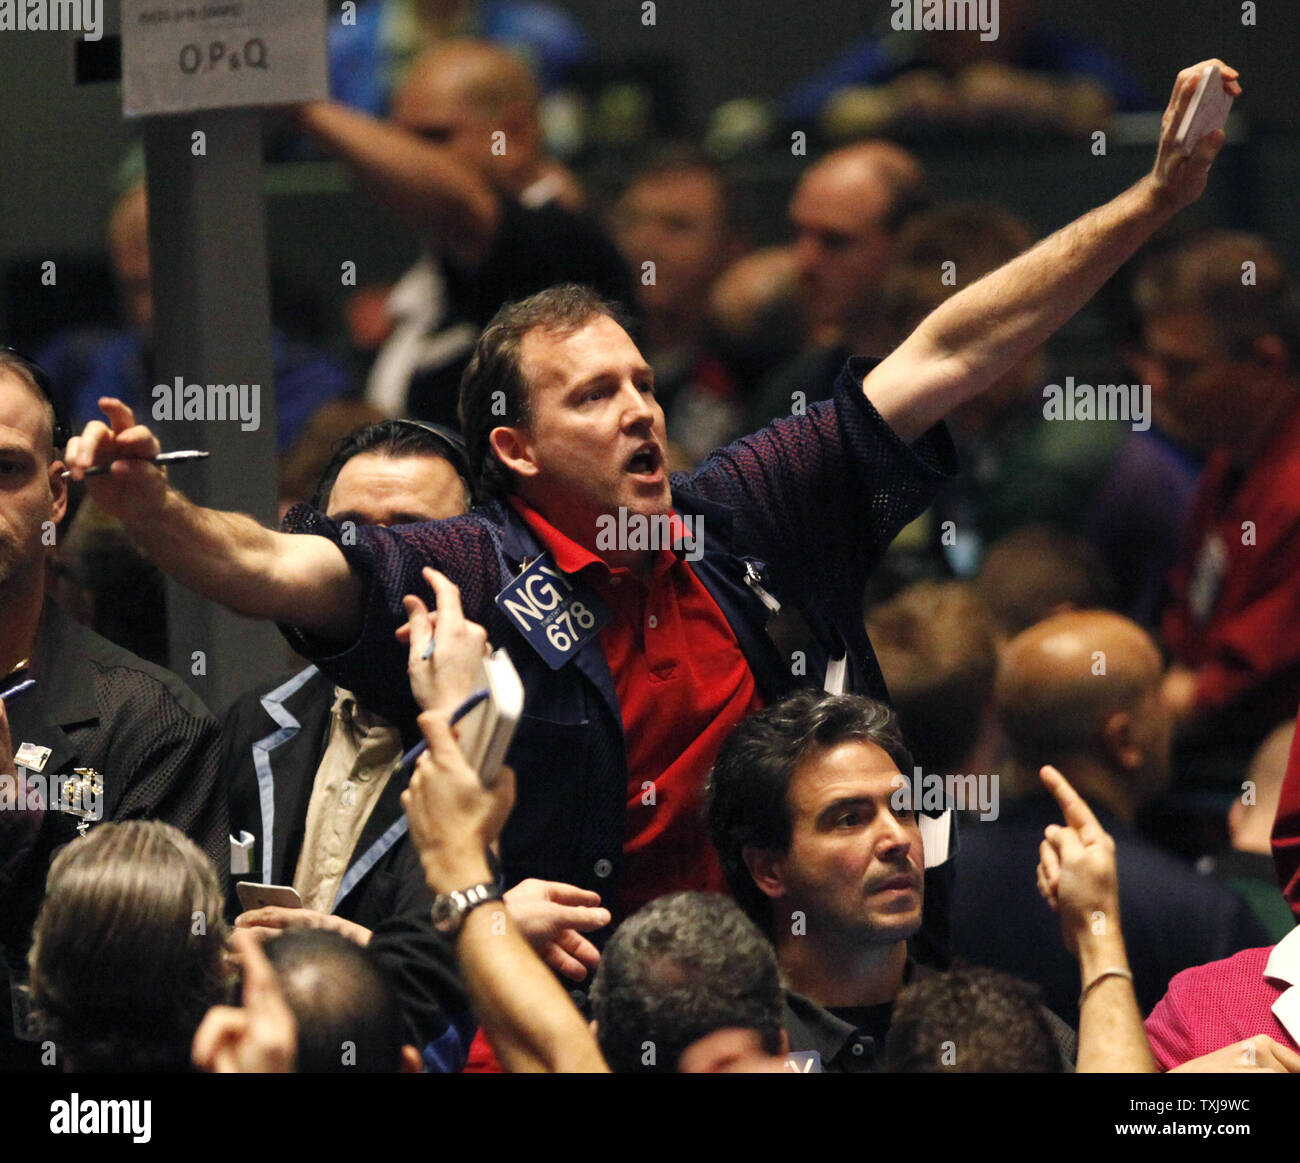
[121,0,328,118]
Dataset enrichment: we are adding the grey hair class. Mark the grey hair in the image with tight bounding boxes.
[589,892,784,1073]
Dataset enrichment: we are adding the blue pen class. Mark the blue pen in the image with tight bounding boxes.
[0,678,35,702]
[399,689,489,772]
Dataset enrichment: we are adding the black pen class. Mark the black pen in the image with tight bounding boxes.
[62,450,211,479]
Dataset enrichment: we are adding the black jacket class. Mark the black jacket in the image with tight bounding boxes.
[281,361,959,924]
[1,601,224,1070]
[220,666,469,1064]
[951,795,1272,1025]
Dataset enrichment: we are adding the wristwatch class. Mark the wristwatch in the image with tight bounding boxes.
[431,880,503,935]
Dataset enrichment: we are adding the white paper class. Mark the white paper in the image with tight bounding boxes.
[229,829,255,875]
[122,0,328,118]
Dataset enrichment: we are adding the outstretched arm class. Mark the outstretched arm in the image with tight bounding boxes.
[864,60,1240,443]
[65,399,363,639]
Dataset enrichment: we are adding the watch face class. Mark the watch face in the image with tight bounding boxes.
[432,883,499,933]
[431,893,462,932]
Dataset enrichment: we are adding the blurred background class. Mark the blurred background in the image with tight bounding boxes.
[3,0,1297,360]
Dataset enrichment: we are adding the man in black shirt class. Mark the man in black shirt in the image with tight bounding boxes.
[707,689,1073,1072]
[296,39,634,428]
[0,351,224,1071]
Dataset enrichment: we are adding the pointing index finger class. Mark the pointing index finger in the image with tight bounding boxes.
[424,568,463,626]
[97,397,139,434]
[232,927,284,1013]
[1039,764,1103,839]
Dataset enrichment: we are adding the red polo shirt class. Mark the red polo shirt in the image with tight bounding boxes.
[1163,400,1300,739]
[508,497,763,917]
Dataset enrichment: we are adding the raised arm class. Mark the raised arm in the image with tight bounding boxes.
[402,714,609,1073]
[64,399,363,639]
[294,101,501,267]
[864,60,1240,444]
[1037,764,1157,1073]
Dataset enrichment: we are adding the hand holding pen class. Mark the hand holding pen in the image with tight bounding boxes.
[398,688,489,775]
[398,566,491,717]
[61,450,209,479]
[62,399,175,521]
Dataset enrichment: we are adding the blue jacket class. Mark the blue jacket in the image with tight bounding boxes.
[281,358,958,909]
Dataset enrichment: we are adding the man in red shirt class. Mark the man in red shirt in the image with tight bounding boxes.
[1144,232,1300,776]
[67,63,1237,933]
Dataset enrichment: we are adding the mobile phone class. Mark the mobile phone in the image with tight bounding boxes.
[1174,63,1234,156]
[235,881,304,912]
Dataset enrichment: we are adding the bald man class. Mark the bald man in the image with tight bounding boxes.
[749,141,926,428]
[296,39,633,425]
[997,611,1174,819]
[950,610,1267,1027]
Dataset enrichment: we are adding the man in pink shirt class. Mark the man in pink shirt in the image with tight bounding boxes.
[1144,930,1300,1070]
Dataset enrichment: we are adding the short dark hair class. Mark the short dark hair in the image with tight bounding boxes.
[974,525,1117,639]
[589,892,784,1073]
[458,284,630,502]
[310,418,471,511]
[882,204,1033,344]
[1133,229,1300,365]
[620,143,737,233]
[0,346,69,456]
[866,581,998,774]
[884,964,1063,1073]
[263,929,405,1073]
[28,821,230,1072]
[706,690,913,933]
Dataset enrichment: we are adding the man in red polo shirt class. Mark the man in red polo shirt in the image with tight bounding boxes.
[506,495,759,914]
[1142,232,1300,775]
[67,61,1236,933]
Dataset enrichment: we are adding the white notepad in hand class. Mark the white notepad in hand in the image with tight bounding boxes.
[455,649,525,787]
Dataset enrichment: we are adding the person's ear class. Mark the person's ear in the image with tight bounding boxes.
[400,1045,423,1073]
[778,1029,790,1055]
[1102,710,1142,771]
[488,425,540,482]
[742,845,788,902]
[47,458,67,526]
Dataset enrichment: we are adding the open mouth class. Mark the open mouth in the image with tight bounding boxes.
[625,444,663,479]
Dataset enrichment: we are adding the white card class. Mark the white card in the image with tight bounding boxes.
[229,830,255,876]
[14,742,50,773]
[121,0,328,118]
[1174,64,1235,156]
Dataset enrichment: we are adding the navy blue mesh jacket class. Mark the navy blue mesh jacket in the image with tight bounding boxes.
[280,357,958,909]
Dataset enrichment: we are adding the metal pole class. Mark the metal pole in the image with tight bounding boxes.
[143,109,283,711]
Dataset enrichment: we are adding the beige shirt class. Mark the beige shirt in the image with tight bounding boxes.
[293,688,402,914]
